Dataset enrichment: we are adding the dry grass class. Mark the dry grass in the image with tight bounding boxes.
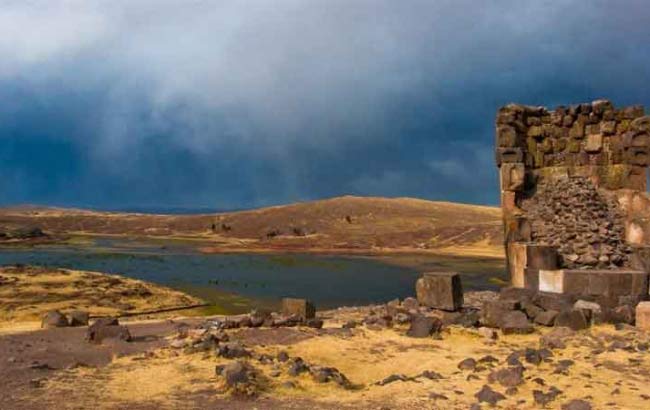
[0,266,203,329]
[34,323,650,409]
[0,196,503,256]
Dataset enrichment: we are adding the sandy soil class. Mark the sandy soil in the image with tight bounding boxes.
[0,265,204,330]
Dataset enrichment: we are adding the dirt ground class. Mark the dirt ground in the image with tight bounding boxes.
[3,307,650,410]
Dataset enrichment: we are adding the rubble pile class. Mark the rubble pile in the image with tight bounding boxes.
[523,176,632,269]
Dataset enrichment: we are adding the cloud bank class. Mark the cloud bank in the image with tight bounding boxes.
[1,0,650,209]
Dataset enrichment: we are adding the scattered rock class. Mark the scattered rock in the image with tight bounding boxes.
[533,387,562,406]
[429,392,448,401]
[68,311,89,327]
[488,366,524,387]
[500,311,534,335]
[534,310,559,326]
[561,399,592,410]
[216,360,263,397]
[475,384,506,406]
[85,318,131,344]
[304,318,324,329]
[377,374,408,386]
[217,342,251,359]
[555,309,589,331]
[458,358,477,371]
[554,359,574,375]
[481,300,513,328]
[522,302,544,320]
[310,367,352,388]
[342,320,358,329]
[402,297,419,310]
[41,311,69,329]
[418,370,443,380]
[287,358,309,376]
[505,386,518,396]
[406,315,442,338]
[573,300,601,318]
[477,327,498,340]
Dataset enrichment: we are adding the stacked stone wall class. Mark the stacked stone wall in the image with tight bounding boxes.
[495,100,650,291]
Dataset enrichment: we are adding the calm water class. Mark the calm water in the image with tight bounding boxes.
[0,238,505,310]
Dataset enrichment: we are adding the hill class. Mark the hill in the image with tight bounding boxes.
[0,196,504,257]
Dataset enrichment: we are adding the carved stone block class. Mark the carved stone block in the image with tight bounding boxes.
[499,163,525,191]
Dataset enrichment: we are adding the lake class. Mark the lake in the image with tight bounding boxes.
[0,238,506,312]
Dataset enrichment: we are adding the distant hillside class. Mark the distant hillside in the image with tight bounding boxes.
[0,196,504,257]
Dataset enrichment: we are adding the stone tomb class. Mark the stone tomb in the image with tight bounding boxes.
[495,100,650,302]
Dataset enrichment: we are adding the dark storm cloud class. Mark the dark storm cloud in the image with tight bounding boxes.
[1,1,650,209]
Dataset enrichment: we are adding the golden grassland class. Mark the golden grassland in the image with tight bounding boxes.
[0,196,504,257]
[34,320,650,410]
[0,266,203,331]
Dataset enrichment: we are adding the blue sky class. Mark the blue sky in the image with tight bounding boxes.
[1,1,649,210]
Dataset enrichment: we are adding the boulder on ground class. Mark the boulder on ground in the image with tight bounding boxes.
[217,342,252,359]
[402,297,419,310]
[309,366,352,389]
[406,315,442,338]
[250,309,272,327]
[477,327,498,340]
[304,318,324,329]
[475,384,506,406]
[534,310,558,326]
[41,310,69,328]
[561,399,592,410]
[481,300,517,328]
[487,366,524,387]
[85,317,131,344]
[415,272,463,311]
[554,309,589,331]
[68,311,89,327]
[500,311,534,335]
[281,298,315,319]
[611,304,635,324]
[215,360,263,397]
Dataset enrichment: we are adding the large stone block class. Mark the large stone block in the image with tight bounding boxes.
[281,298,315,319]
[636,302,650,331]
[584,134,603,153]
[503,217,531,243]
[630,116,650,133]
[501,191,518,213]
[538,269,648,298]
[539,269,565,293]
[524,268,540,290]
[496,125,520,147]
[622,131,650,147]
[626,147,649,166]
[508,243,558,288]
[499,163,525,191]
[416,272,463,311]
[496,147,524,166]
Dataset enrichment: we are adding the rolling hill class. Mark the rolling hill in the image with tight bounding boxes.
[0,196,504,257]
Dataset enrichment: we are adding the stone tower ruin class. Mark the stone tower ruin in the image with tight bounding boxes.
[496,100,650,305]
